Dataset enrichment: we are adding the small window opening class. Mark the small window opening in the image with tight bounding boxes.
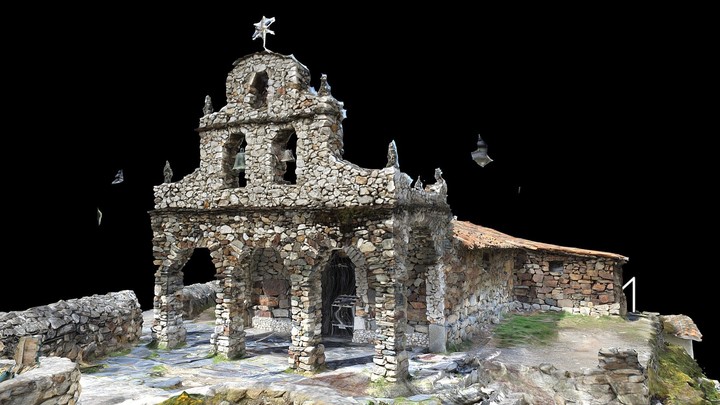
[249,71,269,108]
[549,261,564,273]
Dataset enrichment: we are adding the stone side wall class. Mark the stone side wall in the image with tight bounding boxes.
[513,252,626,316]
[177,281,218,319]
[404,234,433,340]
[249,252,291,322]
[444,249,517,346]
[0,290,142,362]
[0,357,81,405]
[251,317,292,335]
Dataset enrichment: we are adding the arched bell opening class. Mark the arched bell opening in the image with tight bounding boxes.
[272,129,297,185]
[225,132,247,188]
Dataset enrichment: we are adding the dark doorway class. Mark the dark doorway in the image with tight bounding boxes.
[321,251,356,337]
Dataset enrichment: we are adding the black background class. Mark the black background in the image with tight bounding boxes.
[6,6,715,376]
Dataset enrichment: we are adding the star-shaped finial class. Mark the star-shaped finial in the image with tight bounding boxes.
[252,16,276,51]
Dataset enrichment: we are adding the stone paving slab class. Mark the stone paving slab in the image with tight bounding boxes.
[78,311,381,404]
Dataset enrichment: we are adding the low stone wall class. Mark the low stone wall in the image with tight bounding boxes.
[514,300,622,316]
[0,356,81,405]
[251,317,292,335]
[0,290,142,362]
[406,331,429,348]
[579,348,649,403]
[177,281,218,319]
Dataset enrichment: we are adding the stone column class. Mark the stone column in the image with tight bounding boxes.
[152,258,187,349]
[371,272,409,382]
[426,262,447,353]
[211,261,247,359]
[288,263,325,372]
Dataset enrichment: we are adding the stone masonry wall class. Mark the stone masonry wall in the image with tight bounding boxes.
[0,290,142,362]
[249,250,291,323]
[177,281,218,319]
[513,252,626,316]
[404,234,433,345]
[0,356,81,405]
[153,52,449,214]
[444,249,517,346]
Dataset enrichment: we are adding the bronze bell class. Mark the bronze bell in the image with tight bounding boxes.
[471,134,493,167]
[280,149,295,162]
[233,147,246,171]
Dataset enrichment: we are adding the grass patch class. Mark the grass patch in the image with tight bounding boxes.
[79,364,107,374]
[210,354,229,364]
[150,365,167,376]
[558,313,625,328]
[158,391,205,404]
[649,343,720,404]
[366,375,414,399]
[107,348,132,357]
[494,311,565,347]
[447,339,474,353]
[368,376,391,394]
[144,351,160,360]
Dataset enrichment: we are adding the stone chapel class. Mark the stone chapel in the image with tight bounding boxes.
[149,51,627,382]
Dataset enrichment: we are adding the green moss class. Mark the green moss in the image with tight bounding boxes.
[558,313,625,328]
[144,351,160,360]
[446,339,474,353]
[150,365,167,376]
[79,364,107,374]
[107,348,132,357]
[494,311,565,347]
[158,391,205,405]
[649,343,719,404]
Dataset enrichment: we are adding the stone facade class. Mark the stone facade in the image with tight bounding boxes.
[514,252,626,316]
[149,51,452,382]
[0,356,81,404]
[0,290,142,362]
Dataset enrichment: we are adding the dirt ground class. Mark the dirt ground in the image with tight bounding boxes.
[471,312,655,372]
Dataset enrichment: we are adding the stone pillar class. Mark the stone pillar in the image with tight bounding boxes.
[211,263,247,359]
[426,262,447,353]
[288,264,325,372]
[152,262,187,349]
[371,278,409,382]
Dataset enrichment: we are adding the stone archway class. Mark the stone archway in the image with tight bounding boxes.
[404,225,444,351]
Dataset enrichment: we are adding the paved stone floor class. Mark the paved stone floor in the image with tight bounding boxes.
[78,311,438,404]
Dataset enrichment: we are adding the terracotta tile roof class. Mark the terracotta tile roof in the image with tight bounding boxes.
[661,315,703,341]
[452,219,629,261]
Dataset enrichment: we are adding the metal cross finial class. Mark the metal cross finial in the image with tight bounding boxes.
[252,16,276,51]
